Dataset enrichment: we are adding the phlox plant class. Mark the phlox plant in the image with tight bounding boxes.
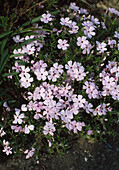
[0,2,119,161]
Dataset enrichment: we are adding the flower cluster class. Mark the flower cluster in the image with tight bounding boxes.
[1,2,119,161]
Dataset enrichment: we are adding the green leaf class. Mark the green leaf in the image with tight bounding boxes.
[20,16,42,27]
[0,31,12,39]
[15,37,43,50]
[9,53,26,58]
[0,48,8,73]
[0,36,9,54]
[16,60,26,65]
[2,72,19,77]
[0,99,7,106]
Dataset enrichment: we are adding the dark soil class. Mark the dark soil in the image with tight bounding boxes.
[0,132,119,170]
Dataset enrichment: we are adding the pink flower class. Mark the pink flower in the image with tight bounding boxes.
[83,101,93,113]
[12,108,25,124]
[73,95,86,108]
[20,74,33,88]
[24,148,35,159]
[24,124,34,134]
[60,17,72,26]
[0,127,6,137]
[3,101,10,111]
[12,35,24,43]
[35,68,48,81]
[60,109,73,123]
[70,2,79,12]
[77,36,89,49]
[57,39,69,50]
[87,130,93,135]
[96,41,107,53]
[43,122,55,136]
[3,146,12,155]
[40,13,52,23]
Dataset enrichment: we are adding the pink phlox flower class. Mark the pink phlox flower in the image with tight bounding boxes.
[21,104,27,111]
[43,122,56,136]
[114,31,119,39]
[3,101,10,111]
[13,108,25,124]
[82,20,94,29]
[101,22,107,29]
[93,103,107,116]
[3,146,12,155]
[19,66,30,77]
[27,101,36,111]
[20,74,33,88]
[108,8,119,16]
[73,95,86,108]
[68,121,85,133]
[24,148,35,159]
[22,44,35,55]
[65,61,86,80]
[48,67,60,82]
[82,43,92,54]
[87,130,93,135]
[70,2,79,12]
[27,92,33,100]
[59,83,71,97]
[108,38,116,48]
[52,63,64,74]
[33,87,46,101]
[33,102,44,112]
[60,109,73,123]
[80,8,88,14]
[83,101,93,113]
[12,35,24,43]
[102,76,115,88]
[77,36,89,49]
[84,26,95,39]
[76,122,85,131]
[58,99,70,109]
[83,81,99,99]
[24,124,34,134]
[96,41,107,53]
[40,13,52,23]
[110,66,119,78]
[74,66,86,81]
[91,16,100,25]
[34,112,43,120]
[11,125,23,133]
[35,68,48,81]
[3,140,9,146]
[69,26,79,34]
[57,39,69,50]
[60,17,72,26]
[32,60,47,73]
[0,127,6,137]
[110,85,119,100]
[12,62,22,72]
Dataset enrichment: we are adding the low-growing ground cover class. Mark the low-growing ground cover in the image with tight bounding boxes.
[0,1,119,167]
